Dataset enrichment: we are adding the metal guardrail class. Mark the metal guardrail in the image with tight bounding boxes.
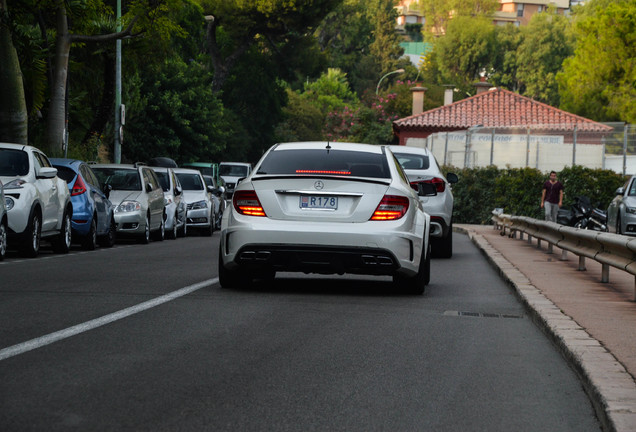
[491,211,636,300]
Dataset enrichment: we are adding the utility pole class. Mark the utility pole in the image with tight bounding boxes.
[114,0,122,163]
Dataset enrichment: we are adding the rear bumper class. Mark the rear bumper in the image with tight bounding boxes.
[233,244,400,275]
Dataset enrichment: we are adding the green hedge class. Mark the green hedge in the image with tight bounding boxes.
[443,165,627,225]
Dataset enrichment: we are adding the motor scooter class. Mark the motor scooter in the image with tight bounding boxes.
[557,195,607,231]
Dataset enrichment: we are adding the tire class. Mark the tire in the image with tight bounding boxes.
[153,215,165,241]
[81,218,97,251]
[20,209,41,258]
[393,242,430,295]
[218,243,249,288]
[98,217,116,247]
[434,225,453,259]
[139,215,151,244]
[179,221,188,238]
[167,213,178,240]
[0,220,7,261]
[52,209,72,254]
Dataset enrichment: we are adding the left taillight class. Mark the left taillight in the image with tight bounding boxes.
[70,175,87,196]
[233,190,267,217]
[410,177,445,193]
[370,195,410,221]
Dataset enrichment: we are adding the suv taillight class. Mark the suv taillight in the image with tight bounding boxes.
[370,195,409,220]
[71,175,87,196]
[233,190,266,217]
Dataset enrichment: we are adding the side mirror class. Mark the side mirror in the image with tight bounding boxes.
[446,172,458,184]
[175,185,182,196]
[616,187,625,196]
[146,182,153,192]
[38,167,58,179]
[218,186,225,195]
[207,185,214,194]
[103,183,112,199]
[418,183,438,197]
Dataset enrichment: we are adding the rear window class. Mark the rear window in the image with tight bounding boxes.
[54,165,77,183]
[257,149,390,179]
[393,152,430,170]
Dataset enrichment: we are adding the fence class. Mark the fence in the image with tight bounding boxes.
[405,123,636,174]
[491,211,636,300]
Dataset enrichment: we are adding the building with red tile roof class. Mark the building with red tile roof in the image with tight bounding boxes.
[393,87,613,146]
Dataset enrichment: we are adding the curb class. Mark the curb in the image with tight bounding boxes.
[455,224,636,432]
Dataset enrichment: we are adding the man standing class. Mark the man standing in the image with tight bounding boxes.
[541,171,564,222]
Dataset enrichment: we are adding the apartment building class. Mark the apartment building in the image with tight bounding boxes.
[493,1,571,26]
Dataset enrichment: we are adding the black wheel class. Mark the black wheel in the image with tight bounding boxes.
[179,221,188,237]
[20,209,41,257]
[52,209,72,254]
[139,215,151,244]
[0,219,7,261]
[81,218,97,250]
[218,243,249,288]
[434,225,453,259]
[167,213,178,239]
[98,217,116,247]
[393,242,429,295]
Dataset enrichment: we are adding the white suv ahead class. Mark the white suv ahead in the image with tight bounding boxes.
[0,143,73,257]
[388,145,458,258]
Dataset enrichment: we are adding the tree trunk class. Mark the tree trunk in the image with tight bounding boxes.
[0,0,28,144]
[45,2,71,156]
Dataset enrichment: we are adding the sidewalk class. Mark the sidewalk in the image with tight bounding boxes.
[456,224,636,432]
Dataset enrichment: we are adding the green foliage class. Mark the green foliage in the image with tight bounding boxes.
[274,89,325,142]
[448,165,626,224]
[515,10,574,106]
[557,0,636,123]
[122,58,229,164]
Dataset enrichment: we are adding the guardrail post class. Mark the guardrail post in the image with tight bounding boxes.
[527,234,532,244]
[601,264,610,283]
[537,239,542,249]
[579,256,586,271]
[561,249,568,261]
[547,243,553,254]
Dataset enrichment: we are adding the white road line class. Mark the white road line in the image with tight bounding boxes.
[0,278,218,361]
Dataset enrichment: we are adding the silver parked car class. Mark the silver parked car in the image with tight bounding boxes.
[203,174,225,230]
[91,164,166,243]
[607,175,636,236]
[173,168,215,236]
[388,145,458,258]
[0,180,7,260]
[150,166,187,239]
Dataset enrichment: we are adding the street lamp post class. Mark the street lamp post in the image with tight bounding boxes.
[375,68,405,95]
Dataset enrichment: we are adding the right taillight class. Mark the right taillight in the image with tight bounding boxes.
[370,195,410,221]
[233,190,266,217]
[71,175,87,196]
[410,177,445,193]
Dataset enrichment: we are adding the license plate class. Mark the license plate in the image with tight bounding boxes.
[300,195,338,209]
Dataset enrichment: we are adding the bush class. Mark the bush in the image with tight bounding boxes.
[445,165,626,224]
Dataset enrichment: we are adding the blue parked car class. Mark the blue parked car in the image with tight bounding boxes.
[50,158,116,250]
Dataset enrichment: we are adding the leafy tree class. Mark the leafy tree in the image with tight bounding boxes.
[199,0,342,93]
[488,24,522,91]
[122,57,229,164]
[274,88,325,142]
[432,15,498,95]
[516,9,574,106]
[557,0,636,123]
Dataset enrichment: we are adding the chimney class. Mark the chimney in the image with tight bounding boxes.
[443,85,454,105]
[473,76,491,95]
[410,86,427,116]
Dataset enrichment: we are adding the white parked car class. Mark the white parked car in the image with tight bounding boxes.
[0,180,7,260]
[0,143,73,257]
[173,168,215,236]
[388,145,458,258]
[219,141,434,294]
[219,161,252,199]
[150,166,187,239]
[91,164,166,243]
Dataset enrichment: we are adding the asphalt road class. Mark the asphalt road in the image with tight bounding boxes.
[0,232,601,431]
